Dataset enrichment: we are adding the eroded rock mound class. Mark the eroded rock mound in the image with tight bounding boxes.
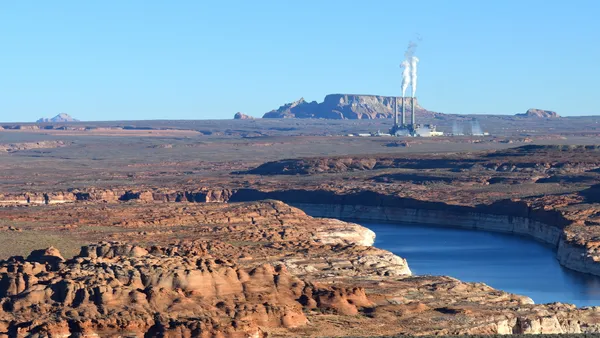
[1,243,377,337]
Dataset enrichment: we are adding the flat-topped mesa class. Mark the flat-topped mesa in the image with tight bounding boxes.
[263,94,438,119]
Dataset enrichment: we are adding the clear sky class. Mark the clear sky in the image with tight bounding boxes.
[1,0,599,122]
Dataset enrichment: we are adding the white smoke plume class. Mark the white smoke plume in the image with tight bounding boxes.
[400,60,411,97]
[452,121,463,135]
[410,56,419,97]
[400,40,420,97]
[471,120,483,135]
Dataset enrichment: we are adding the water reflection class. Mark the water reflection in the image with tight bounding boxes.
[363,222,600,307]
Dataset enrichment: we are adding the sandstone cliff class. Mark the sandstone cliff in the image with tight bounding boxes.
[263,94,439,119]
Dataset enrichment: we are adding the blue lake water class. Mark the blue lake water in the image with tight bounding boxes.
[363,222,600,307]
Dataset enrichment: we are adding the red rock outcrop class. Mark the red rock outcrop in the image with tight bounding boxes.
[0,243,312,336]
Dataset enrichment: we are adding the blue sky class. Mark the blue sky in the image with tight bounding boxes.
[1,0,599,122]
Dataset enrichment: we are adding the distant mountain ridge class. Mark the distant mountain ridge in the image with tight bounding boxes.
[37,113,79,123]
[263,94,440,120]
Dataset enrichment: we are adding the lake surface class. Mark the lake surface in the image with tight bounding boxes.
[363,222,600,307]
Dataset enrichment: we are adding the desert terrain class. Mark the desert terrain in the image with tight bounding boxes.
[2,116,600,337]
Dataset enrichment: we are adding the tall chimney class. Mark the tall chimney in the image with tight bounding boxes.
[394,97,398,126]
[401,97,405,126]
[411,97,416,127]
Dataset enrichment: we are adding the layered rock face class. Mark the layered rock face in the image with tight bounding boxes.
[263,94,437,119]
[516,109,560,118]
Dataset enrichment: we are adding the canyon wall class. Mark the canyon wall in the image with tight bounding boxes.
[2,187,598,277]
[292,204,563,246]
[557,240,600,276]
[227,189,598,277]
[294,203,600,276]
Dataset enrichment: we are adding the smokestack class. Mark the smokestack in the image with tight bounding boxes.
[411,97,416,127]
[401,97,405,126]
[394,97,398,126]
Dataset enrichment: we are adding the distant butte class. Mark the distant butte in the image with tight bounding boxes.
[516,108,560,118]
[36,113,79,123]
[262,94,441,120]
[234,112,254,120]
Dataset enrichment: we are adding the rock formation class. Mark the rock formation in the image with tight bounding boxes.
[516,109,560,118]
[234,112,254,120]
[36,113,79,123]
[0,201,414,336]
[0,243,310,336]
[3,200,599,336]
[263,94,439,119]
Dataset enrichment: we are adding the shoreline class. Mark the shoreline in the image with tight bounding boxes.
[287,203,600,277]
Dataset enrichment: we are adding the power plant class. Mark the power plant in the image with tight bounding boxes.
[388,42,441,137]
[351,40,486,138]
[389,97,441,137]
